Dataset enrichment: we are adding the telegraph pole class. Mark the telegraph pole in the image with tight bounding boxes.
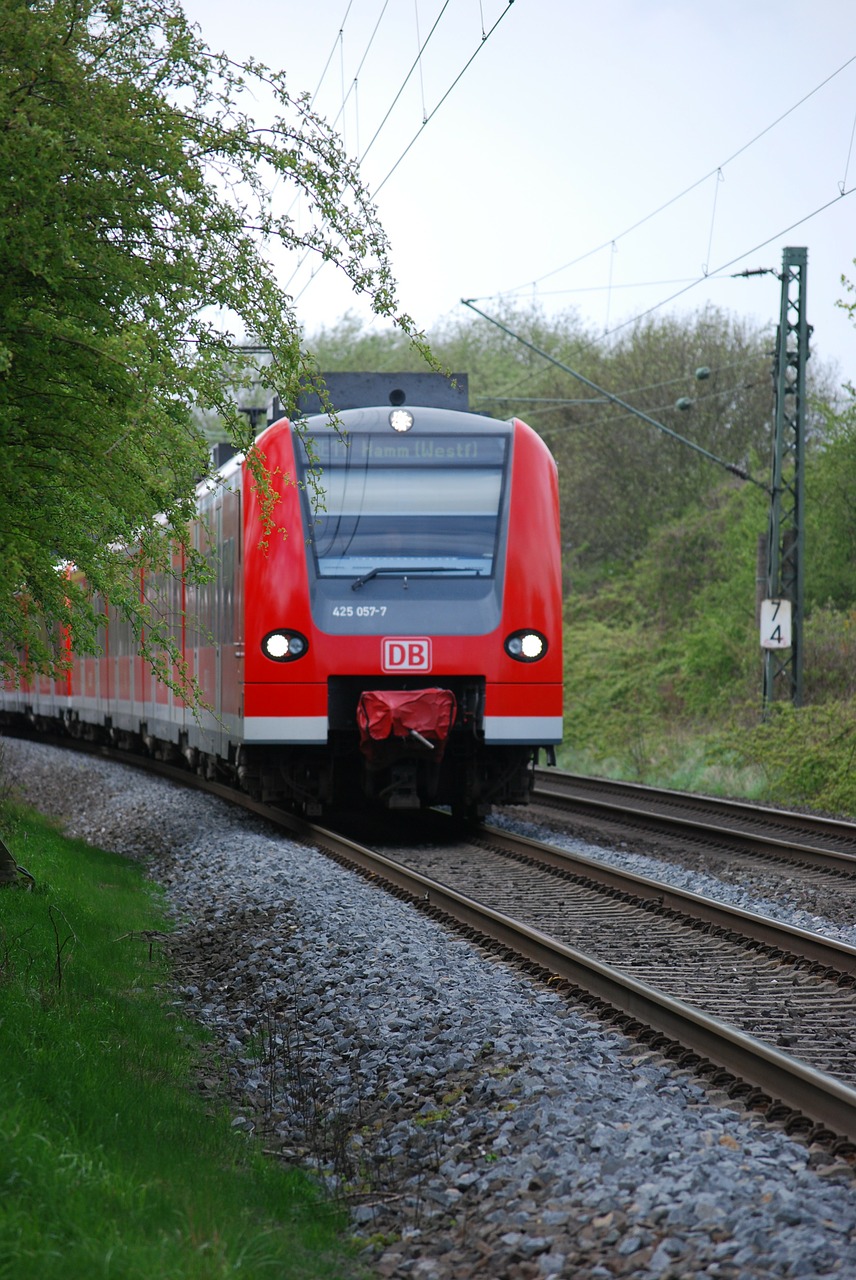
[761,247,809,709]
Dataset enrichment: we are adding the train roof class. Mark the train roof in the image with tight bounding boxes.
[199,405,533,498]
[294,405,513,435]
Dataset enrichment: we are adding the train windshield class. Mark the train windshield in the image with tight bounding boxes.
[296,432,508,578]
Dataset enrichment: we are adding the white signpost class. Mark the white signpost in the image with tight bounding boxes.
[760,598,792,650]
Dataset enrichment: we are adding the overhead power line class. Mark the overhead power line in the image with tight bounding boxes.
[586,185,856,350]
[359,0,452,166]
[491,52,856,299]
[369,0,516,198]
[329,1,392,137]
[492,184,852,363]
[462,299,770,490]
[310,1,356,107]
[287,0,517,302]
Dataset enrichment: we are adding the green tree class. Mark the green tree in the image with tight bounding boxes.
[804,399,856,611]
[0,0,427,682]
[532,309,776,578]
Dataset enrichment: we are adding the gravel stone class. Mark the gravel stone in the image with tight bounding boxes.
[5,735,856,1279]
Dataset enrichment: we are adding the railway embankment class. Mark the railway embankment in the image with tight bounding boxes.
[5,735,856,1279]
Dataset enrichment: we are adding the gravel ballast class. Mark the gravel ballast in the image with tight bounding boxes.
[489,811,856,950]
[5,736,856,1279]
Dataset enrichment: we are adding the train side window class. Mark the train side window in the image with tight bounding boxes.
[220,537,234,644]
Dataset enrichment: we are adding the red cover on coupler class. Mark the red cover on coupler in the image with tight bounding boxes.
[357,689,457,763]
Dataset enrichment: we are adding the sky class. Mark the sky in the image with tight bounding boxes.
[180,0,856,385]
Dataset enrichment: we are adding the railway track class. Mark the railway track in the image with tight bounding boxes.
[531,768,856,874]
[348,814,856,1148]
[10,734,856,1151]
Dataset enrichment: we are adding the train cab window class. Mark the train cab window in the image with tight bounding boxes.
[296,433,508,579]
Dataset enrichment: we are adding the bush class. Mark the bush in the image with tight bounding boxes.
[802,605,856,703]
[712,699,856,814]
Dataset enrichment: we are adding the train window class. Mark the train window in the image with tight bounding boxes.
[220,537,235,643]
[297,433,508,578]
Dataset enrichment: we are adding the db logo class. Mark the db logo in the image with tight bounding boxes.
[382,637,432,672]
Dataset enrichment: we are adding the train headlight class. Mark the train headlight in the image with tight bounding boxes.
[389,409,414,432]
[504,630,548,662]
[262,630,309,662]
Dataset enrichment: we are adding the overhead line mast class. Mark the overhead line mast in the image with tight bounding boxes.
[762,247,809,709]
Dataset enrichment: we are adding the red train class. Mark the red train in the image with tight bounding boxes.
[1,405,563,816]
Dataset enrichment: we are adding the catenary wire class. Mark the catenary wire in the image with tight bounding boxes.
[288,0,516,302]
[329,0,391,133]
[587,185,856,350]
[358,0,452,166]
[482,181,855,376]
[369,0,515,199]
[840,104,856,193]
[488,52,856,299]
[283,0,454,297]
[473,351,771,410]
[524,379,770,436]
[310,1,355,107]
[275,2,390,240]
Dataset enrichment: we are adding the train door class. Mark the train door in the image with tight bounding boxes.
[213,499,223,737]
[169,542,188,742]
[219,488,242,730]
[93,594,107,722]
[192,495,217,727]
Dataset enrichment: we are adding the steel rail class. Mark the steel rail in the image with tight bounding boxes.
[477,821,856,978]
[532,771,856,872]
[10,736,856,1147]
[290,815,856,1146]
[533,767,856,844]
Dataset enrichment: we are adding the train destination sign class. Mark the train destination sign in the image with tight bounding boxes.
[303,434,507,468]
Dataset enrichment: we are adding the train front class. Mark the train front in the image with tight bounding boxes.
[241,405,563,815]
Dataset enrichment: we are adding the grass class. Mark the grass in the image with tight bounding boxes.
[0,807,358,1280]
[556,732,771,802]
[558,701,856,817]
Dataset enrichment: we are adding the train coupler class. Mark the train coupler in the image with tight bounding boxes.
[381,763,421,810]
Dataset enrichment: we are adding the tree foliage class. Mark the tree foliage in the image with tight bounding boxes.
[804,399,856,611]
[526,308,777,578]
[0,0,428,680]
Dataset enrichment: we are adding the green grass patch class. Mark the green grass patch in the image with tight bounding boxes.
[0,810,356,1280]
[557,732,769,801]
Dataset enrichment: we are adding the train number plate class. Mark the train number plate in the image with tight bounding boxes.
[332,605,388,617]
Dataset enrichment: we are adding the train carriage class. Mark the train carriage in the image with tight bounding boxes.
[1,404,563,816]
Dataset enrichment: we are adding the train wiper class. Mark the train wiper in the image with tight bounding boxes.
[351,566,481,591]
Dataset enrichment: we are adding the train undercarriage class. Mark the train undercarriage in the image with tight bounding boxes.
[0,693,550,820]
